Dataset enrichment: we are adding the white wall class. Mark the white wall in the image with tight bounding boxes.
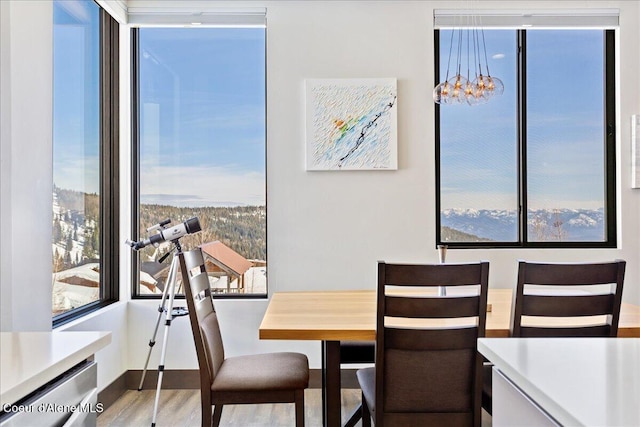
[0,0,54,332]
[124,0,640,374]
[1,1,639,390]
[0,0,12,331]
[59,303,129,392]
[617,0,640,309]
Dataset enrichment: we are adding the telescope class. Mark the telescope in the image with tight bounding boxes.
[126,217,201,251]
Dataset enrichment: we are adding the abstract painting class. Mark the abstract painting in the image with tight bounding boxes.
[305,78,398,170]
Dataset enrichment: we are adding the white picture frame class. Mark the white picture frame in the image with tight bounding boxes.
[305,78,398,171]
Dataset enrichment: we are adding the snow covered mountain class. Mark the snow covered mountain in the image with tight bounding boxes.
[441,208,605,242]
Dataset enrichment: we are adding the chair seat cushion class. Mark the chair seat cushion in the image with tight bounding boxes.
[212,352,309,392]
[356,367,376,413]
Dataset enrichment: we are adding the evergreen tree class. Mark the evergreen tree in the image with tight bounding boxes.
[66,234,74,252]
[84,227,97,260]
[53,218,63,243]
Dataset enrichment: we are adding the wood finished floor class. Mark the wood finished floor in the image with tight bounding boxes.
[97,389,492,427]
[97,389,362,427]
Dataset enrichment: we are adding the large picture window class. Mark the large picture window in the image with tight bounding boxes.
[132,26,267,297]
[436,29,615,248]
[52,0,119,323]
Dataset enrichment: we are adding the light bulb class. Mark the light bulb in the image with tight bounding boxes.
[433,81,452,104]
[472,74,493,103]
[449,74,468,90]
[463,80,479,105]
[486,76,504,96]
[447,74,468,105]
[464,81,474,97]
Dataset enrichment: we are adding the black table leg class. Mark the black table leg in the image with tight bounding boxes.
[322,341,326,427]
[321,340,341,427]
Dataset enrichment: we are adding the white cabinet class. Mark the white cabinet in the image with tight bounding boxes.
[0,361,98,427]
[492,367,558,427]
[0,332,111,427]
[478,338,640,427]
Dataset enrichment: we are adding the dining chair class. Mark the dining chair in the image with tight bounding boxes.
[180,248,309,427]
[357,261,489,427]
[481,259,626,414]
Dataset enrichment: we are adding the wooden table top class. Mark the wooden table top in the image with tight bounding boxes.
[259,289,640,340]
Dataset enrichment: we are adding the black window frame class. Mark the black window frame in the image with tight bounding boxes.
[435,29,616,249]
[53,6,120,327]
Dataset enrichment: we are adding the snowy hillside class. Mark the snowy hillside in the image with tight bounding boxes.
[441,208,605,242]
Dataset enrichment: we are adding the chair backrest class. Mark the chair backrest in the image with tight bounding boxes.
[375,261,489,427]
[510,260,626,338]
[181,248,225,390]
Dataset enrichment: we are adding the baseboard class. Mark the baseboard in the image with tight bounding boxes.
[99,368,360,411]
[126,368,357,390]
[308,368,358,388]
[97,372,127,411]
[126,369,201,390]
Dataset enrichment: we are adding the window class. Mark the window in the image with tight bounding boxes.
[132,26,267,297]
[52,0,119,323]
[436,29,615,248]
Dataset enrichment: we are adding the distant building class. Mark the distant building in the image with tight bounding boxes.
[200,241,252,293]
[140,240,255,294]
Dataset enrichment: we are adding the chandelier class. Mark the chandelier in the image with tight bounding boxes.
[433,26,504,106]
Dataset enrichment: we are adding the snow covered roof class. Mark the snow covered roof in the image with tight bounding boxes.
[200,241,252,277]
[54,263,100,287]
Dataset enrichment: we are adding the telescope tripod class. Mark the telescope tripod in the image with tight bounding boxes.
[138,240,189,427]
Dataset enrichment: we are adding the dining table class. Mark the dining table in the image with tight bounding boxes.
[259,288,640,427]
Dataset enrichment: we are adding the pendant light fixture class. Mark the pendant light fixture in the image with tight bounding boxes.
[434,20,504,106]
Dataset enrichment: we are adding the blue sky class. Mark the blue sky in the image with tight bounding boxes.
[138,27,266,207]
[53,0,100,194]
[54,6,605,211]
[440,29,605,211]
[53,2,266,207]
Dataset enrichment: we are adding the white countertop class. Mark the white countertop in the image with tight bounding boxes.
[0,331,112,407]
[478,338,640,427]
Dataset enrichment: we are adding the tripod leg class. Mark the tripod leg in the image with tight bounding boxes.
[151,253,180,427]
[138,276,172,391]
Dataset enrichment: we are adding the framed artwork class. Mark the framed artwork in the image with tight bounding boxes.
[633,115,640,189]
[305,78,398,171]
